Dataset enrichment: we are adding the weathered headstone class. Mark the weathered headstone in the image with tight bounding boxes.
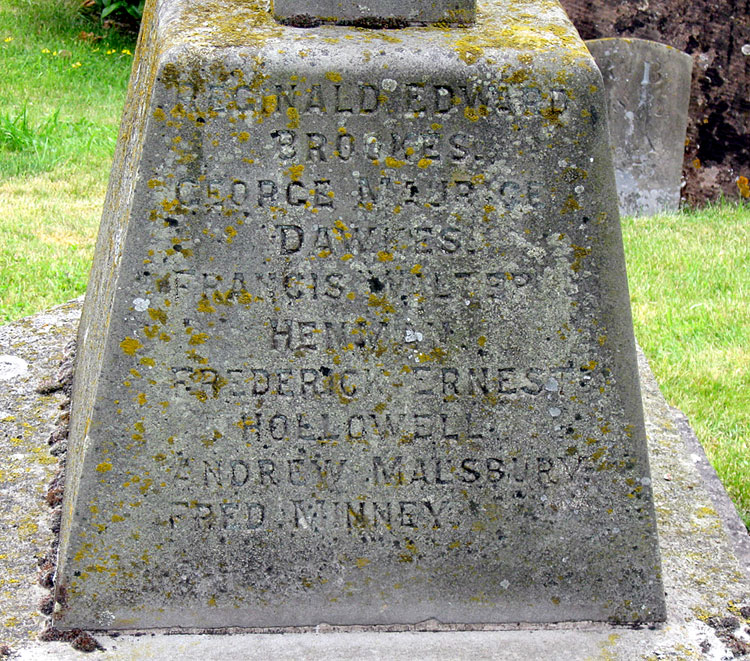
[586,38,693,217]
[55,0,665,630]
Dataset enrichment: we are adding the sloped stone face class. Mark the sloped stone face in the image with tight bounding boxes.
[55,0,665,630]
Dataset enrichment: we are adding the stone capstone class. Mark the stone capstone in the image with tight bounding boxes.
[273,0,476,25]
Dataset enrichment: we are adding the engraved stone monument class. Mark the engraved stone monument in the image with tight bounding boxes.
[55,0,666,629]
[586,38,693,217]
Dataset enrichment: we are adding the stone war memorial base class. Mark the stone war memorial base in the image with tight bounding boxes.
[1,299,749,659]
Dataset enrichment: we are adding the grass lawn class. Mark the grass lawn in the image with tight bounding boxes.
[623,205,749,526]
[1,0,748,527]
[0,0,134,319]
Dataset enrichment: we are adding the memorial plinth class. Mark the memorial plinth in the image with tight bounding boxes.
[55,0,666,630]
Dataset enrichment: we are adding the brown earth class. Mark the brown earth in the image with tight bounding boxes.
[560,0,750,205]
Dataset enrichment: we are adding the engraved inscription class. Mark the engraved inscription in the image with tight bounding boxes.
[141,70,607,548]
[185,79,570,119]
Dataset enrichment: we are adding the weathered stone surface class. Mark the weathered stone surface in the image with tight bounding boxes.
[587,38,692,217]
[274,0,476,25]
[0,299,82,653]
[3,301,748,658]
[55,0,665,629]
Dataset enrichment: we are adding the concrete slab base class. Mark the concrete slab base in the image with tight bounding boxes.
[1,299,749,659]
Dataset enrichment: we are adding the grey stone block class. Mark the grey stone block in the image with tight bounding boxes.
[55,0,665,630]
[586,38,693,217]
[274,0,476,25]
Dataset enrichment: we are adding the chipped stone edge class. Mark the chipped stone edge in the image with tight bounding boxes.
[671,404,750,578]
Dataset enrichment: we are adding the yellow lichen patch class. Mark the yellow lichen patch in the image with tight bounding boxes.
[464,107,480,122]
[284,106,300,129]
[186,349,208,364]
[136,393,147,406]
[501,26,558,51]
[384,156,405,168]
[148,307,167,324]
[197,294,216,314]
[287,164,304,181]
[96,462,113,473]
[570,245,591,272]
[120,337,142,356]
[325,71,342,82]
[477,335,487,347]
[454,39,483,65]
[417,158,432,169]
[560,195,581,214]
[261,94,277,117]
[238,290,263,305]
[161,199,181,213]
[189,333,209,346]
[416,346,448,363]
[581,360,598,371]
[237,131,250,142]
[377,251,394,262]
[505,68,529,84]
[410,264,422,275]
[153,107,166,121]
[355,557,370,568]
[140,356,155,367]
[368,294,395,314]
[225,225,237,243]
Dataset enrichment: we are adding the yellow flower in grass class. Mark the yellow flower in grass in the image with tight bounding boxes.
[121,48,132,55]
[41,48,50,53]
[72,61,82,68]
[3,37,12,43]
[106,48,116,55]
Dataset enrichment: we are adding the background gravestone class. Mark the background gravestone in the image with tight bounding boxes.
[54,0,665,630]
[587,38,693,217]
[560,0,750,204]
